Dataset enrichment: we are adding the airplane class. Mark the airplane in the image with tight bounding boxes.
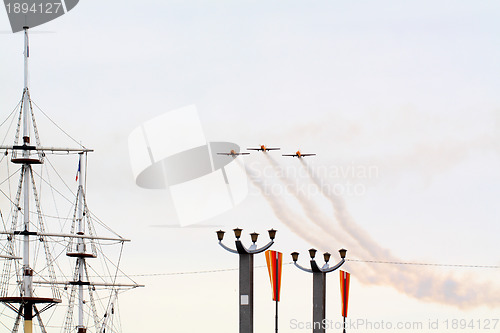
[217,149,250,157]
[247,145,280,152]
[282,150,316,158]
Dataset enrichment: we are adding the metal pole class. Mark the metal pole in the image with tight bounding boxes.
[239,253,253,333]
[77,154,85,332]
[275,300,278,333]
[312,272,326,333]
[22,26,33,333]
[291,249,346,333]
[275,255,279,333]
[217,229,275,333]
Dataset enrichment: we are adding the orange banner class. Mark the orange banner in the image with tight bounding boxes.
[265,250,283,302]
[340,270,350,317]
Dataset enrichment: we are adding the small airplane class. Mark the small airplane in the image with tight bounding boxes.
[247,145,280,152]
[217,149,250,157]
[282,150,316,158]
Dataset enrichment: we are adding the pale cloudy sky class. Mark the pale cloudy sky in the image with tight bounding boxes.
[0,1,499,332]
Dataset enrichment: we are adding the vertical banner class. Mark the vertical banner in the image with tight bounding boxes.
[340,270,350,317]
[265,250,283,301]
[340,270,351,333]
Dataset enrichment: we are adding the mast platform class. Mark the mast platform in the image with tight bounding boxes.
[66,252,97,258]
[10,158,43,164]
[0,296,62,304]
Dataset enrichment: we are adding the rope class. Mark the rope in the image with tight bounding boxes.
[346,259,500,269]
[0,99,21,128]
[31,100,87,149]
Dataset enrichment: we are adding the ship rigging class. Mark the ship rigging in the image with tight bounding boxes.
[0,27,142,333]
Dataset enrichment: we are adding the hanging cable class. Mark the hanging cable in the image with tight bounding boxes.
[346,259,500,269]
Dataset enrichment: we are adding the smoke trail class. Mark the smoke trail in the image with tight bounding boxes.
[266,154,388,284]
[240,159,381,285]
[298,159,500,309]
[299,159,394,260]
[264,154,375,261]
[235,159,338,254]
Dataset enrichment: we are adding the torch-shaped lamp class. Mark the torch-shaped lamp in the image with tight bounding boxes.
[291,248,347,333]
[217,228,277,333]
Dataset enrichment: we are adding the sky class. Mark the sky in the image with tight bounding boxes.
[0,1,499,332]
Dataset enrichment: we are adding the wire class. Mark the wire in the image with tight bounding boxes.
[128,263,294,277]
[0,99,21,130]
[0,187,19,207]
[116,259,500,278]
[346,259,500,269]
[31,100,87,149]
[33,256,500,281]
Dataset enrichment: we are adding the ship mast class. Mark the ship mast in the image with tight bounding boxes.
[0,26,62,333]
[0,26,142,333]
[77,155,84,333]
[75,153,89,333]
[18,25,64,333]
[21,25,33,333]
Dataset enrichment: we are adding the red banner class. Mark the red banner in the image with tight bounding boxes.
[340,270,350,317]
[265,250,283,302]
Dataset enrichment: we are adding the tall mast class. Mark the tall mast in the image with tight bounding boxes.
[65,152,98,333]
[0,25,141,333]
[22,26,34,333]
[77,153,86,333]
[0,25,63,333]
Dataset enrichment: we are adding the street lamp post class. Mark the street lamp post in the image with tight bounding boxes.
[217,228,277,333]
[291,248,347,333]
